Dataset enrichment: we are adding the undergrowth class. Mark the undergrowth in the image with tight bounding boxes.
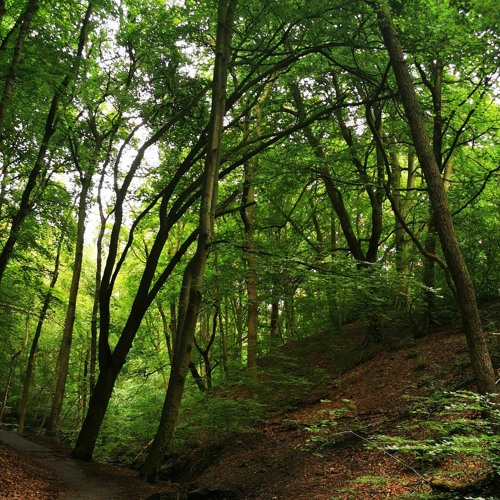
[363,390,500,497]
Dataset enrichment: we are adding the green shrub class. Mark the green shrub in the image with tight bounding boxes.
[367,391,500,479]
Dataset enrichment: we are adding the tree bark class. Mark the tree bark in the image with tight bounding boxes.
[18,222,65,434]
[46,174,91,435]
[72,231,197,461]
[373,1,497,394]
[139,0,237,483]
[89,180,106,396]
[420,61,443,331]
[239,79,273,379]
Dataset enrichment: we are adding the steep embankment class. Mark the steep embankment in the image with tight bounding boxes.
[165,325,498,499]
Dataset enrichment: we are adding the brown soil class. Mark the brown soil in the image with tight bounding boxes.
[189,328,480,499]
[1,324,498,499]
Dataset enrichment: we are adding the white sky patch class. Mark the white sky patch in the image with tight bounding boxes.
[85,133,161,245]
[83,0,210,245]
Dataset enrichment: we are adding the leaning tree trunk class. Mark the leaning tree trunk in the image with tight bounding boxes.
[71,73,210,463]
[139,0,237,483]
[18,222,65,434]
[46,174,91,436]
[373,1,496,394]
[289,83,366,262]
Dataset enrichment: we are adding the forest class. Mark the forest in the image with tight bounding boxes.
[0,0,499,497]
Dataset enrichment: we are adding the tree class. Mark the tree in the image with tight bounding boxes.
[1,0,498,472]
[45,3,96,435]
[72,0,351,461]
[17,217,68,434]
[0,1,94,285]
[139,0,237,482]
[371,0,497,394]
[0,0,39,137]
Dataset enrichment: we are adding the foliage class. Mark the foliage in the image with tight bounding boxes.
[367,391,500,479]
[170,388,266,455]
[0,0,498,475]
[303,399,352,451]
[94,375,166,464]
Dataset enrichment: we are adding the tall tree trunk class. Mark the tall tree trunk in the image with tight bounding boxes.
[72,225,197,461]
[374,1,496,394]
[420,61,444,332]
[71,82,210,462]
[88,164,108,397]
[364,102,385,262]
[422,209,437,329]
[241,137,258,379]
[332,72,384,263]
[392,147,415,275]
[18,223,65,434]
[89,214,105,397]
[239,80,272,379]
[391,147,416,309]
[81,350,90,423]
[0,2,93,285]
[243,172,258,377]
[46,174,91,435]
[139,0,237,483]
[230,293,244,360]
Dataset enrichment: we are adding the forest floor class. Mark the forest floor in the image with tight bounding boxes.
[1,310,500,499]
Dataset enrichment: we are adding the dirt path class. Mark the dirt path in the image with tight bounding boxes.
[0,430,173,499]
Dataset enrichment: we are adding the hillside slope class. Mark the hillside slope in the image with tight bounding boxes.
[167,326,498,499]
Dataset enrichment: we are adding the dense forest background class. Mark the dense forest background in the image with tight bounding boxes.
[0,0,499,488]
